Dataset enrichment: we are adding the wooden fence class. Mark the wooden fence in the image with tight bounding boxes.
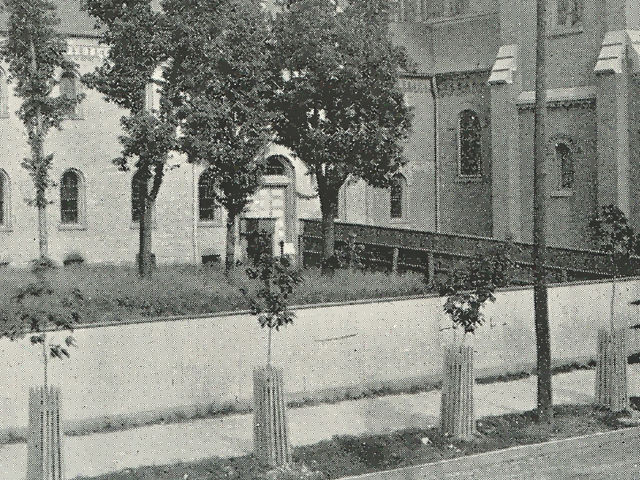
[298,219,640,283]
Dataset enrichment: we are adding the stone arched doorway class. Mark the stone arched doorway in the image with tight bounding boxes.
[241,155,297,257]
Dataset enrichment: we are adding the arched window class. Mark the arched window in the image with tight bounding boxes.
[0,170,8,226]
[556,142,574,189]
[0,68,8,118]
[390,174,406,219]
[60,169,81,224]
[458,109,482,177]
[60,70,81,118]
[264,155,286,176]
[198,168,219,221]
[557,0,583,27]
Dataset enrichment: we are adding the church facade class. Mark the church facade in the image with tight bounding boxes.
[2,0,640,266]
[341,0,640,251]
[0,2,320,267]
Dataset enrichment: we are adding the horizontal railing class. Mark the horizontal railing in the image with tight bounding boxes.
[299,220,640,283]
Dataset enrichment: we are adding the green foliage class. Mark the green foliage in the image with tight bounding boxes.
[1,0,84,213]
[269,0,414,241]
[243,253,303,333]
[433,241,518,334]
[83,0,178,275]
[82,0,169,113]
[321,242,366,272]
[0,260,80,360]
[163,0,274,220]
[246,229,274,266]
[589,204,639,276]
[1,0,83,131]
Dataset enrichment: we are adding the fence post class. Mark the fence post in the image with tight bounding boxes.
[392,248,399,274]
[427,252,435,283]
[297,235,304,268]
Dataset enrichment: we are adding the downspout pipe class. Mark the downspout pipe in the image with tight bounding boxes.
[430,76,440,233]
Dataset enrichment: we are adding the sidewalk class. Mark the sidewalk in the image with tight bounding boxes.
[0,367,638,480]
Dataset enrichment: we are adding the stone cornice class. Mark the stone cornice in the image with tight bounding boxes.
[65,39,110,60]
[399,77,431,93]
[435,70,490,97]
[516,86,596,110]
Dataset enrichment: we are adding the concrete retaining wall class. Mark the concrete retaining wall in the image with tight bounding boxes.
[0,277,639,440]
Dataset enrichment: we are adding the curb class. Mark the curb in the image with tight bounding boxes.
[337,426,640,480]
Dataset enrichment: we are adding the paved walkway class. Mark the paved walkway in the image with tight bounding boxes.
[342,427,640,480]
[0,367,638,480]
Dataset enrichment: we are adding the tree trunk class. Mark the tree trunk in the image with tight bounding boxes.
[36,166,48,259]
[315,166,339,266]
[225,213,236,273]
[30,37,49,260]
[321,211,335,262]
[138,177,154,277]
[533,0,552,422]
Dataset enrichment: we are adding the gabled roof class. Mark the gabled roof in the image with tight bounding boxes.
[0,0,99,37]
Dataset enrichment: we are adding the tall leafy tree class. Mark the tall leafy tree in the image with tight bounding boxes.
[162,0,273,272]
[82,0,177,277]
[270,0,413,264]
[1,0,83,259]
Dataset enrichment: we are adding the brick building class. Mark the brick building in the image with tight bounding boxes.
[2,0,640,266]
[341,0,640,250]
[0,2,320,266]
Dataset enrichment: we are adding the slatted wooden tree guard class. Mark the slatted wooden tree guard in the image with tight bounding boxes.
[26,386,64,480]
[253,365,291,466]
[596,328,628,412]
[440,344,475,440]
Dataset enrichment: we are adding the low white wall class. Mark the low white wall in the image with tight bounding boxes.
[0,277,639,439]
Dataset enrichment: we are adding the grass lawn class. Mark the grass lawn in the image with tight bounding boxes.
[0,265,427,326]
[72,404,639,480]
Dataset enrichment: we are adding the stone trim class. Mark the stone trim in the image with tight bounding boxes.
[516,86,596,110]
[488,45,518,85]
[594,30,640,76]
[436,70,490,97]
[65,39,110,59]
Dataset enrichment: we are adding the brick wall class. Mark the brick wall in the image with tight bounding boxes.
[0,39,317,266]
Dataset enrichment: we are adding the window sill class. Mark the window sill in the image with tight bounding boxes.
[198,221,223,228]
[0,225,12,232]
[390,218,409,224]
[455,175,485,184]
[548,25,583,38]
[550,189,575,198]
[423,10,496,26]
[58,223,87,231]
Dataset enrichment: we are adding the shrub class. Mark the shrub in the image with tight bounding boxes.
[63,252,85,266]
[246,229,273,265]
